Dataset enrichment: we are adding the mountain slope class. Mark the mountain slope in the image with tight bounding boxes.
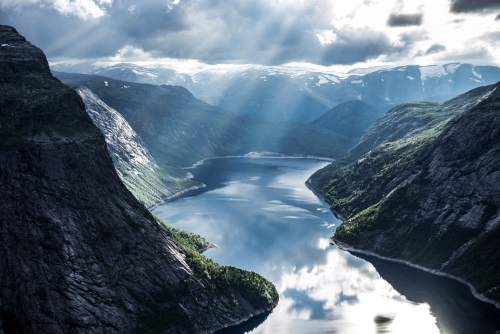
[308,100,384,138]
[0,24,277,333]
[74,86,197,208]
[308,81,500,305]
[308,84,498,211]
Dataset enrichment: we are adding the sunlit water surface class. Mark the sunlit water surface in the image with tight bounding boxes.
[153,158,500,334]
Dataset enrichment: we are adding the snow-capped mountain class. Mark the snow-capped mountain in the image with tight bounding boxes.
[51,61,500,123]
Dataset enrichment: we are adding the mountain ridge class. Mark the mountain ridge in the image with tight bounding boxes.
[51,61,500,123]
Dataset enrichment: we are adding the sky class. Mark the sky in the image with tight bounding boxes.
[1,0,500,71]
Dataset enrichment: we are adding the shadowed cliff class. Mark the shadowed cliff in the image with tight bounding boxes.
[0,25,277,334]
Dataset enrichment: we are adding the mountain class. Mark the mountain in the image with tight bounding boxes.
[51,62,500,124]
[308,100,385,138]
[74,86,197,208]
[0,24,278,333]
[53,72,355,207]
[307,82,500,305]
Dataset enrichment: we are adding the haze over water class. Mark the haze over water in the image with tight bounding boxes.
[153,158,500,334]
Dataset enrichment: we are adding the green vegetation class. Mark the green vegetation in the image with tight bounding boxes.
[152,214,276,308]
[309,83,500,303]
[152,214,214,252]
[176,241,278,309]
[133,216,278,334]
[115,159,197,209]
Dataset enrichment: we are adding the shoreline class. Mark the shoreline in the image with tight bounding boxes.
[183,153,335,170]
[333,238,500,309]
[147,184,206,210]
[305,181,500,310]
[149,154,335,210]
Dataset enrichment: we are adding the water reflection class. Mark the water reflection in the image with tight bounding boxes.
[153,158,499,334]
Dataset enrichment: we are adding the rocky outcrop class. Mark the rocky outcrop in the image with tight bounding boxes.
[309,81,500,305]
[0,25,277,333]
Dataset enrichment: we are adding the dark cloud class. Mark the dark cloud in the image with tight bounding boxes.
[425,44,446,55]
[0,0,421,66]
[387,13,423,27]
[320,30,395,65]
[450,0,500,13]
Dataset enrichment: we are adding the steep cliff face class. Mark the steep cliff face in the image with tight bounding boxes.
[308,81,500,304]
[74,86,197,208]
[0,25,277,334]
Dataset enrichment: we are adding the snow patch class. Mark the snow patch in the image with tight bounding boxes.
[131,69,158,79]
[472,67,482,79]
[104,81,108,86]
[316,75,329,86]
[324,75,340,83]
[1,44,9,47]
[420,65,447,83]
[351,79,363,84]
[444,63,460,73]
[407,76,415,80]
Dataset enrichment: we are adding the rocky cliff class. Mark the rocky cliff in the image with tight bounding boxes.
[73,86,197,208]
[0,25,277,334]
[308,82,500,305]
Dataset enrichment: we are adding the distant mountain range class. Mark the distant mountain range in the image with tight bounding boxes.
[51,61,500,123]
[54,71,355,207]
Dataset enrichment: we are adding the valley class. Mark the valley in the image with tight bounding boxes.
[54,71,355,208]
[2,0,500,330]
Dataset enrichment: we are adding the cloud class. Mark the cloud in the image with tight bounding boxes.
[450,0,500,13]
[425,44,446,55]
[0,0,112,19]
[1,0,498,67]
[387,13,423,27]
[496,13,500,20]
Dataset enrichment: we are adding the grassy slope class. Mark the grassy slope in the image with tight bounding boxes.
[308,84,496,210]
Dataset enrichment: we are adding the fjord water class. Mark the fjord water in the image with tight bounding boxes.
[153,158,500,334]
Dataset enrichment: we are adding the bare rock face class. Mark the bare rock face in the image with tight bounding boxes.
[0,25,277,334]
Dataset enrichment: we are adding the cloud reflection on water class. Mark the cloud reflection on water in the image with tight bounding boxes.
[154,159,440,333]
